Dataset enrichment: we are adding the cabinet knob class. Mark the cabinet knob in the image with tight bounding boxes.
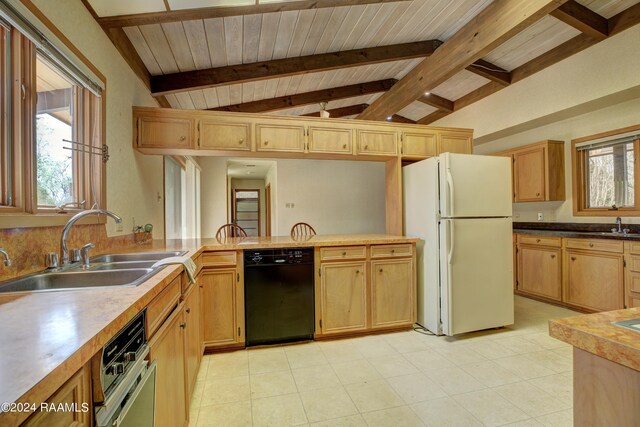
[199,285,203,288]
[239,138,244,144]
[342,251,347,256]
[364,145,369,150]
[180,322,187,329]
[571,257,576,261]
[264,140,269,145]
[179,136,186,141]
[355,270,360,274]
[536,239,541,243]
[186,308,191,314]
[379,268,383,273]
[391,249,395,254]
[589,243,594,247]
[343,144,347,149]
[536,192,540,196]
[551,254,555,258]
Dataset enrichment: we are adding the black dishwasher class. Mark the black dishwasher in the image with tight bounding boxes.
[244,248,315,346]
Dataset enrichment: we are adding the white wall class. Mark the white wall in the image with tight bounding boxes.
[475,96,640,224]
[200,158,386,237]
[265,163,277,235]
[28,0,164,237]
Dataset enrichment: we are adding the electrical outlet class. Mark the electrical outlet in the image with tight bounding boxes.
[537,212,544,221]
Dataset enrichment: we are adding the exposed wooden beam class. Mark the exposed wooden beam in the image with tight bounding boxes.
[211,79,396,113]
[550,0,608,40]
[97,0,411,28]
[417,3,640,125]
[417,93,454,113]
[388,115,416,124]
[303,104,368,118]
[80,0,170,108]
[151,40,441,96]
[417,110,451,125]
[357,0,569,121]
[466,59,511,86]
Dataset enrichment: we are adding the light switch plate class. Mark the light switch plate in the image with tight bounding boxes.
[537,212,544,221]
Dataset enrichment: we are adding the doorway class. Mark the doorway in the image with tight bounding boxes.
[232,189,260,237]
[265,183,272,236]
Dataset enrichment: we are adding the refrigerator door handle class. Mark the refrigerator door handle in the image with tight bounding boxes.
[446,168,455,217]
[447,220,455,265]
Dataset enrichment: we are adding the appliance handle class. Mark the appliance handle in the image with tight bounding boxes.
[113,360,157,427]
[446,168,455,217]
[447,220,455,265]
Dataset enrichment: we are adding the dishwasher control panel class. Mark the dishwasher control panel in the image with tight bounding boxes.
[244,248,313,265]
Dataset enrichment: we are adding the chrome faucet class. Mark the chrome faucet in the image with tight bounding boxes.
[616,217,623,233]
[60,209,122,265]
[0,248,11,266]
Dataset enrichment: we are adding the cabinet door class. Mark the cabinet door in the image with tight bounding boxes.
[149,306,187,427]
[371,259,414,328]
[200,268,244,347]
[402,131,437,157]
[199,119,250,151]
[23,364,91,427]
[138,115,193,149]
[308,126,353,154]
[256,123,305,152]
[517,245,561,301]
[565,250,624,311]
[438,132,472,154]
[319,261,367,335]
[356,129,398,156]
[514,147,545,202]
[184,284,202,397]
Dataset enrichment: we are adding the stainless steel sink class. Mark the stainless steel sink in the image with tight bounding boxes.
[613,318,640,332]
[91,251,186,263]
[89,261,157,271]
[0,269,154,293]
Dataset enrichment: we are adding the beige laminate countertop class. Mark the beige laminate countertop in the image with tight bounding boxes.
[549,308,640,371]
[0,234,417,425]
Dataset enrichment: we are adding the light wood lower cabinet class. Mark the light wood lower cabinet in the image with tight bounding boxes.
[200,268,245,349]
[517,245,562,301]
[184,283,202,398]
[318,261,368,335]
[23,364,91,427]
[371,259,414,328]
[564,250,624,312]
[149,304,188,427]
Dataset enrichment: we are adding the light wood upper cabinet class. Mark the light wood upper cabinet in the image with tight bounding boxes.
[517,244,562,301]
[23,364,91,427]
[198,118,250,151]
[308,125,353,154]
[371,258,414,329]
[401,130,438,157]
[439,132,472,154]
[184,284,202,398]
[495,140,565,202]
[356,128,398,156]
[137,114,194,149]
[149,305,188,427]
[564,249,624,312]
[319,261,368,335]
[200,268,245,348]
[256,122,305,152]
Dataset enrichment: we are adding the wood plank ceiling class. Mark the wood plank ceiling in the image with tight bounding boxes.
[83,0,640,124]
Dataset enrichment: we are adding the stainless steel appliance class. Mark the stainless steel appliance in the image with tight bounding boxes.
[244,248,314,346]
[94,310,156,427]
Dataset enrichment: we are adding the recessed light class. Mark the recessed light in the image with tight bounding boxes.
[386,116,392,120]
[425,92,430,96]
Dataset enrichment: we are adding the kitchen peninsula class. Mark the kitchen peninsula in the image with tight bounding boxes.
[0,234,417,427]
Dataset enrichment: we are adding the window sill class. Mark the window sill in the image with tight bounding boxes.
[0,212,106,229]
[573,209,640,217]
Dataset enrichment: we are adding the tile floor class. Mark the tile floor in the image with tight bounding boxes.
[189,296,578,427]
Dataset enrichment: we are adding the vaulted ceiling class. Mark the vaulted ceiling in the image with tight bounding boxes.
[82,0,640,124]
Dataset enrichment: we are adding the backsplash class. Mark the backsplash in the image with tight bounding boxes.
[0,224,151,281]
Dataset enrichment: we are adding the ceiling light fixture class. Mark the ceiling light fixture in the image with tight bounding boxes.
[319,102,329,118]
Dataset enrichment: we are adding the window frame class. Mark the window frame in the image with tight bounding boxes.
[572,124,640,217]
[0,2,107,227]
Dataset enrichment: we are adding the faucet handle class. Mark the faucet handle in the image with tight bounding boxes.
[45,253,59,269]
[69,249,81,263]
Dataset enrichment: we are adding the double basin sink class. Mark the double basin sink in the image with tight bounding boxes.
[0,251,186,293]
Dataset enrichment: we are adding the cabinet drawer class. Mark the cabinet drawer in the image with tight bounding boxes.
[625,241,640,254]
[627,271,640,293]
[356,129,397,156]
[199,120,250,151]
[517,235,561,247]
[308,126,353,154]
[320,246,366,261]
[565,238,623,253]
[628,293,640,308]
[370,244,413,258]
[147,275,181,338]
[628,255,640,273]
[202,251,237,267]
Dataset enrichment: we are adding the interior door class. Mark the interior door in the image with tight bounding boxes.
[440,217,514,336]
[440,153,512,218]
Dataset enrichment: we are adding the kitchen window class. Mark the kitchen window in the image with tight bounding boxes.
[572,127,640,216]
[0,2,105,221]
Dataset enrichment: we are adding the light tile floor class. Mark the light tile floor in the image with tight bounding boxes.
[190,296,578,427]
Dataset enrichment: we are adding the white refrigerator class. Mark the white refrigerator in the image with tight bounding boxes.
[403,153,514,336]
